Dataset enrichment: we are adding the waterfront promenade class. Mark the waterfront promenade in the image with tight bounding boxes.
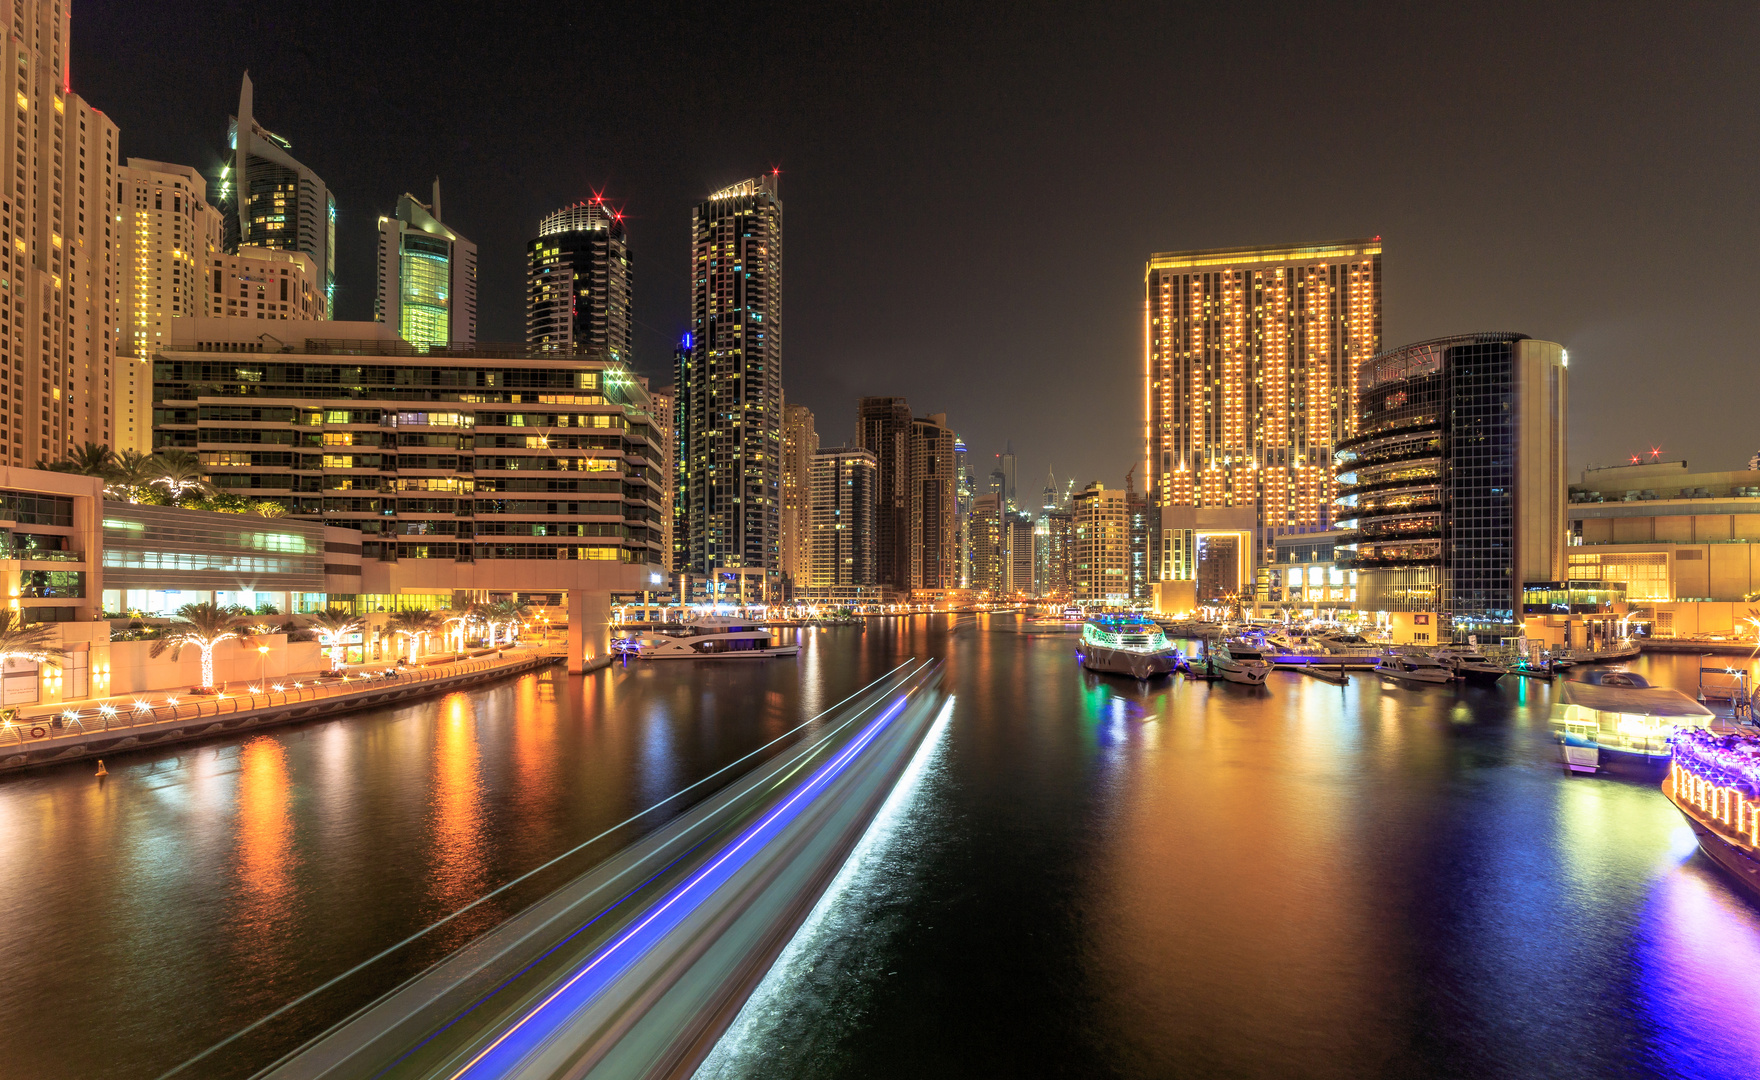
[0,644,586,773]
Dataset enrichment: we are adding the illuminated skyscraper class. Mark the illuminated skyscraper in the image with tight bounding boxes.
[910,413,958,590]
[781,402,818,591]
[0,1,119,465]
[1144,239,1381,583]
[675,173,783,600]
[809,447,876,588]
[214,73,336,310]
[526,197,631,361]
[857,396,913,591]
[375,182,477,347]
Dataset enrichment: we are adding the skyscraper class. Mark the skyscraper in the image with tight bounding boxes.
[1145,239,1382,584]
[0,2,118,465]
[375,182,477,348]
[997,445,1018,511]
[1073,482,1130,605]
[1004,513,1035,597]
[809,447,876,589]
[526,197,631,361]
[215,73,336,310]
[910,413,958,590]
[781,402,819,592]
[955,436,974,587]
[857,396,913,591]
[646,382,676,583]
[675,173,783,600]
[970,495,1003,596]
[1336,333,1567,639]
[117,160,222,453]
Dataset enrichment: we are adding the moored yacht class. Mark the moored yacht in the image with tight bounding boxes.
[617,616,801,659]
[1430,647,1506,686]
[1077,618,1184,679]
[1206,639,1274,685]
[1374,650,1454,685]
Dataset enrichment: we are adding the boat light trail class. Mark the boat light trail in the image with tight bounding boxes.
[156,662,917,1080]
[449,693,916,1079]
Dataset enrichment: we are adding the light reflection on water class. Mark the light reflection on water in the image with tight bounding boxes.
[0,626,1754,1079]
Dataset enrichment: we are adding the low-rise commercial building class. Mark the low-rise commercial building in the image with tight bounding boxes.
[1568,460,1760,638]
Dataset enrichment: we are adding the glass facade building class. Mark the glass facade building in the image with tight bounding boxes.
[1334,333,1567,637]
[376,185,477,348]
[215,74,336,309]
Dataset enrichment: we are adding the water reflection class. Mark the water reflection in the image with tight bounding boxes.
[429,692,486,911]
[230,737,296,976]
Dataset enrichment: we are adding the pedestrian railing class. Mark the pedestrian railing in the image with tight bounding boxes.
[0,650,555,749]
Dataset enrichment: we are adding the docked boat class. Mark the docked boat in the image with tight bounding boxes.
[1556,639,1641,665]
[1430,647,1506,686]
[1552,670,1714,773]
[1077,618,1184,679]
[1374,650,1454,685]
[1206,639,1274,685]
[616,616,801,659]
[1663,727,1760,900]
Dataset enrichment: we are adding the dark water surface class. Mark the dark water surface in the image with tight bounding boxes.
[2,618,1758,1079]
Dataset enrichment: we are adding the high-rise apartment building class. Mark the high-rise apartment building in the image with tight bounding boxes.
[1145,239,1382,587]
[1037,508,1075,598]
[996,446,1018,511]
[910,413,958,590]
[1004,512,1035,597]
[215,73,335,310]
[0,2,118,465]
[970,494,1002,596]
[955,436,974,588]
[1335,333,1567,639]
[117,160,223,453]
[781,402,818,592]
[857,396,913,591]
[526,197,631,361]
[674,173,783,600]
[646,382,675,583]
[808,446,876,589]
[1073,482,1130,605]
[376,183,476,348]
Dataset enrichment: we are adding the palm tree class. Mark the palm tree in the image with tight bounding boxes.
[385,609,442,661]
[0,611,66,672]
[149,602,254,690]
[492,598,534,645]
[304,610,364,671]
[107,449,158,502]
[39,442,116,478]
[150,451,214,500]
[440,606,473,655]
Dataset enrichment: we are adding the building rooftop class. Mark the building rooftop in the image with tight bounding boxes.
[1147,238,1381,271]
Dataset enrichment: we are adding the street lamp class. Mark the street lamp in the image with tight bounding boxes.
[257,644,270,688]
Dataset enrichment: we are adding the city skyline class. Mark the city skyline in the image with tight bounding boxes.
[74,2,1760,497]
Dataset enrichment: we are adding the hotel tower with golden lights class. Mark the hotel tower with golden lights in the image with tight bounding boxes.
[1144,239,1381,592]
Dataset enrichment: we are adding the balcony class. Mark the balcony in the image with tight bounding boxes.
[2,548,85,563]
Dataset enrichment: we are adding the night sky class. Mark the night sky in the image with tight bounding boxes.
[75,1,1760,493]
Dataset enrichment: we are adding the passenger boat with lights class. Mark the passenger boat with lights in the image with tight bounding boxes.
[1430,647,1507,686]
[611,616,800,659]
[1374,650,1454,685]
[1663,727,1760,900]
[1551,670,1714,773]
[1077,617,1184,679]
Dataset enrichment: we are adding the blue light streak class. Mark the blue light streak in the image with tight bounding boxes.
[449,694,914,1078]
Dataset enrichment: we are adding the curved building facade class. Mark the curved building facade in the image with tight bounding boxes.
[526,198,631,362]
[1334,333,1567,638]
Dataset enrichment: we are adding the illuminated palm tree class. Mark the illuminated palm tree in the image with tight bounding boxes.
[385,609,442,661]
[440,606,473,655]
[304,610,364,671]
[38,441,116,478]
[149,602,253,691]
[483,598,532,646]
[150,451,214,500]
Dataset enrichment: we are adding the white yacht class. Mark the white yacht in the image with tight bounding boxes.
[1374,650,1455,685]
[1207,639,1274,685]
[1553,670,1714,773]
[1430,647,1506,686]
[618,616,800,660]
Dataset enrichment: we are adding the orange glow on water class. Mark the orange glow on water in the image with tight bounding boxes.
[233,737,294,949]
[429,693,487,908]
